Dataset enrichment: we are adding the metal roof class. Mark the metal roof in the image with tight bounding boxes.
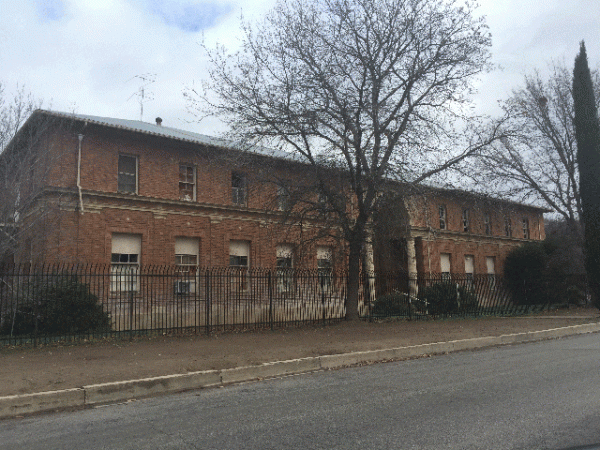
[34,110,548,213]
[40,110,297,161]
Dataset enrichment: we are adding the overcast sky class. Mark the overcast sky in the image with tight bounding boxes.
[1,0,598,136]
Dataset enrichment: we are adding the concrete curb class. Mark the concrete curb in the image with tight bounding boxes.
[2,321,599,419]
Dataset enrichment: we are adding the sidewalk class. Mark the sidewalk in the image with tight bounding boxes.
[2,308,598,400]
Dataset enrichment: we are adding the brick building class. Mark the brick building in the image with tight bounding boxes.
[373,186,547,281]
[0,110,547,282]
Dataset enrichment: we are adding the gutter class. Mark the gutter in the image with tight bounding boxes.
[77,124,87,214]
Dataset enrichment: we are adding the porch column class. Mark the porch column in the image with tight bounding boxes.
[406,237,418,297]
[363,224,376,312]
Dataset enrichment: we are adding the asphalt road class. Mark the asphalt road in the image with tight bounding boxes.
[2,333,600,450]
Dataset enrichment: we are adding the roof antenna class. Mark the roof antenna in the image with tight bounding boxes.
[127,73,156,121]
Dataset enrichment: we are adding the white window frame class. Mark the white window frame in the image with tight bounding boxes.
[439,205,447,230]
[484,212,491,235]
[462,209,470,233]
[231,172,247,206]
[229,240,250,291]
[110,234,141,292]
[486,256,496,289]
[464,254,475,287]
[179,164,196,201]
[317,246,333,292]
[276,244,294,293]
[522,218,530,239]
[175,237,199,295]
[277,184,291,211]
[504,216,512,237]
[440,253,451,282]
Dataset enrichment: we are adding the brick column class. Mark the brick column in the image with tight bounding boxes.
[407,237,418,297]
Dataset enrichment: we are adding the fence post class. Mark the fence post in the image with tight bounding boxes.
[268,271,273,331]
[129,269,134,340]
[321,273,326,324]
[205,269,210,336]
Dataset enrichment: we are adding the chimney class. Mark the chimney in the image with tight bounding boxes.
[155,117,162,126]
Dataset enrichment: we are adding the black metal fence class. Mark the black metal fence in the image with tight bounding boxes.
[0,265,591,345]
[372,272,591,320]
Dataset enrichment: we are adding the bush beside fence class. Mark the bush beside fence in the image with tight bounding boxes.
[0,265,591,345]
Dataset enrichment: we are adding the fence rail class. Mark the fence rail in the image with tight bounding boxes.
[0,265,591,345]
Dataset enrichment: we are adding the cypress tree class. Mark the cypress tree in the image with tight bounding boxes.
[573,41,600,308]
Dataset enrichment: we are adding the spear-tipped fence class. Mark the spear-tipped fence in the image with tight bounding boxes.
[0,264,590,345]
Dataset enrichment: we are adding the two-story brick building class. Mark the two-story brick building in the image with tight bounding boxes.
[373,186,547,283]
[0,110,547,283]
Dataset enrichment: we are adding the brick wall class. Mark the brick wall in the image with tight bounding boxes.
[11,118,546,278]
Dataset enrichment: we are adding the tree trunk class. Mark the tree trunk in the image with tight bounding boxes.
[345,236,363,321]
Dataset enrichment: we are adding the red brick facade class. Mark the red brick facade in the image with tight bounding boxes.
[3,111,547,278]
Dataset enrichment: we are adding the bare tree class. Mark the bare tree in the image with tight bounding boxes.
[0,84,50,264]
[0,83,42,154]
[476,63,600,238]
[188,0,505,320]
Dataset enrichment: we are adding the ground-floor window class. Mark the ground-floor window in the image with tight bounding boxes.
[440,253,451,282]
[175,237,199,295]
[276,244,294,293]
[111,233,141,291]
[317,246,333,292]
[464,254,475,287]
[229,240,250,291]
[486,256,496,288]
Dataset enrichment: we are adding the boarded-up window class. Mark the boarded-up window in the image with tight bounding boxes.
[111,233,141,291]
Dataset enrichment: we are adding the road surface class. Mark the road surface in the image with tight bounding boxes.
[2,333,600,449]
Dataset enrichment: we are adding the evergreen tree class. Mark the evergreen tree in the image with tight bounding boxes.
[573,41,600,308]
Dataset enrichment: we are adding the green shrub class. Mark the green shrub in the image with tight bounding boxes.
[420,282,478,315]
[371,292,412,316]
[0,277,111,337]
[503,241,574,306]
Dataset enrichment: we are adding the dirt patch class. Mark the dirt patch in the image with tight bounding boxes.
[1,308,598,397]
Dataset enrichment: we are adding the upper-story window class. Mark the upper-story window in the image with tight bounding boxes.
[118,154,137,194]
[179,165,196,201]
[522,218,530,239]
[439,205,447,230]
[504,216,512,237]
[484,212,492,235]
[277,184,291,211]
[462,208,470,233]
[231,172,247,206]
